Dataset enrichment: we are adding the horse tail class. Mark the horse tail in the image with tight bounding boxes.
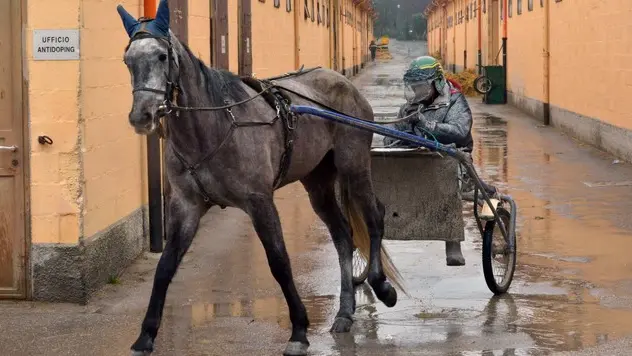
[340,181,408,295]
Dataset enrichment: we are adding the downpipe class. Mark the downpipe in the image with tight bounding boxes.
[145,0,164,253]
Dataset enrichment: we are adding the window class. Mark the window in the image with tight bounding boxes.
[509,0,512,17]
[528,0,533,11]
[483,0,486,13]
[287,0,291,12]
[311,0,315,22]
[327,7,330,27]
[304,0,310,19]
[274,0,280,8]
[540,0,544,7]
[517,0,522,15]
[317,0,321,24]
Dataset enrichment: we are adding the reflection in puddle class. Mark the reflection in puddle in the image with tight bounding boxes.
[187,294,337,332]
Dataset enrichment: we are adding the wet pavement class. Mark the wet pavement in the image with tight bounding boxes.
[4,40,632,355]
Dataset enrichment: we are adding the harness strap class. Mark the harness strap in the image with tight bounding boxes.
[241,77,297,189]
[171,122,237,204]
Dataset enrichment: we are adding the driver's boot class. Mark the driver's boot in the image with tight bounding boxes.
[446,241,465,266]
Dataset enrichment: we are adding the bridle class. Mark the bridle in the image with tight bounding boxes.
[126,26,181,118]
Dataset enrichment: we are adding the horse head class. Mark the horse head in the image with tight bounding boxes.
[118,0,179,135]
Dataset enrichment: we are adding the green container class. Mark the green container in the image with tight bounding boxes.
[483,65,506,104]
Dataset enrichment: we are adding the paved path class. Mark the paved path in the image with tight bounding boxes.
[3,40,632,355]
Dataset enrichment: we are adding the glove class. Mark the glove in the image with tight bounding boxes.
[416,112,437,131]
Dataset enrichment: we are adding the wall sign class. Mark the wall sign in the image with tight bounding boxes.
[33,29,80,61]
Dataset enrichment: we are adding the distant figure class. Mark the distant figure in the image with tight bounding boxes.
[369,40,377,61]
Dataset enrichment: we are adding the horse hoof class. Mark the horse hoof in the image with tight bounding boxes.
[330,316,353,333]
[283,341,309,356]
[131,351,151,356]
[131,333,154,356]
[376,283,397,308]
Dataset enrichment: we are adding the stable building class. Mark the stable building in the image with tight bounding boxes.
[425,0,632,162]
[0,0,376,303]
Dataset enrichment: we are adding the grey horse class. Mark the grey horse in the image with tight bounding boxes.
[117,1,406,355]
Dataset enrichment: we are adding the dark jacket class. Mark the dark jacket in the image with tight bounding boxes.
[384,81,473,152]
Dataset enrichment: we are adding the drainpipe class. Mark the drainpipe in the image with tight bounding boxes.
[477,0,482,74]
[452,3,456,72]
[543,0,551,125]
[294,0,301,69]
[502,0,508,104]
[144,0,164,253]
[464,2,467,71]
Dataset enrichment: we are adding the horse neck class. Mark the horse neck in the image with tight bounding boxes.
[166,41,234,157]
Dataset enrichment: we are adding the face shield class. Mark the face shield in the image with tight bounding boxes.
[404,79,436,103]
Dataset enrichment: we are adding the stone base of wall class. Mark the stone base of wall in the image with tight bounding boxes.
[509,90,632,163]
[31,207,148,304]
[507,91,545,122]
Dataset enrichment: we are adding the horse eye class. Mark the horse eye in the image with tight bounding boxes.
[158,54,167,62]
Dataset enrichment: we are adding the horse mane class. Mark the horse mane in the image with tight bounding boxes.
[178,42,249,107]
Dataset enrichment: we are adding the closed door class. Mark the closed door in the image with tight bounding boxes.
[0,0,27,299]
[212,0,230,69]
[238,0,252,76]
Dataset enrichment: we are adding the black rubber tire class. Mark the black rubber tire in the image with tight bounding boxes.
[352,248,369,285]
[482,207,516,295]
[474,75,493,95]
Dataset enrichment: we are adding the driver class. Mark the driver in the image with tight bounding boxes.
[384,55,474,266]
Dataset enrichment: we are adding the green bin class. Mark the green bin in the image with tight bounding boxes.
[483,65,506,104]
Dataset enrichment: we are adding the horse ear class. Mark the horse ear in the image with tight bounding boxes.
[154,0,170,34]
[117,5,140,37]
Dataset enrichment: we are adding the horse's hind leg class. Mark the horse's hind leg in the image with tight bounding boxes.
[131,195,204,355]
[301,153,355,333]
[246,193,310,356]
[339,171,398,308]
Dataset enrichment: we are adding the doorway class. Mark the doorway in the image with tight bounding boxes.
[0,0,28,299]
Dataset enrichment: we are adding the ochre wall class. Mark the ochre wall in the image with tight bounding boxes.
[189,0,211,65]
[81,0,148,239]
[251,0,295,77]
[27,0,148,244]
[298,0,331,69]
[27,0,85,244]
[548,0,632,130]
[504,0,544,101]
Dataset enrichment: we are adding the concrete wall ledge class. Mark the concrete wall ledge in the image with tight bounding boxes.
[509,91,632,163]
[31,207,148,304]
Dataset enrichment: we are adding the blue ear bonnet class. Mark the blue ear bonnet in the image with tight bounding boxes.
[117,0,170,38]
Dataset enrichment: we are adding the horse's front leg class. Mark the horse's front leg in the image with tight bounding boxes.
[131,194,204,355]
[247,193,310,356]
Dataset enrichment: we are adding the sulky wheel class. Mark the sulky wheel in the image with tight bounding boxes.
[482,207,516,295]
[352,247,369,285]
[474,75,493,95]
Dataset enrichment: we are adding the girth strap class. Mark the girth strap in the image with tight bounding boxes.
[241,77,297,189]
